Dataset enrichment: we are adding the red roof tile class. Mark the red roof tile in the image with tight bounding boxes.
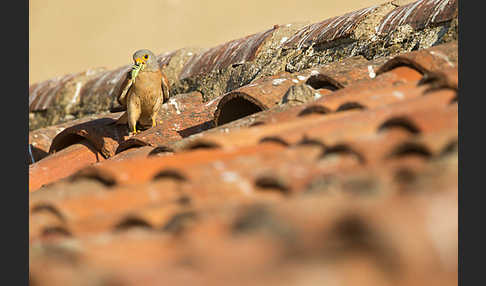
[29,140,105,192]
[29,72,86,112]
[376,41,458,74]
[377,0,458,35]
[281,5,379,49]
[29,113,113,164]
[30,185,457,285]
[48,91,214,158]
[29,1,458,284]
[179,27,277,80]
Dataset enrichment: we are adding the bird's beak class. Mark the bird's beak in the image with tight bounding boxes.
[135,58,145,66]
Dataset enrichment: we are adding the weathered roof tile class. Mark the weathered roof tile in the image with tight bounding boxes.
[179,27,277,80]
[28,2,458,283]
[29,140,105,192]
[377,0,458,35]
[281,5,380,49]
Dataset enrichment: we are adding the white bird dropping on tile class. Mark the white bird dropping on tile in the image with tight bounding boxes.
[272,78,287,86]
[169,98,182,114]
[368,65,376,78]
[393,91,404,100]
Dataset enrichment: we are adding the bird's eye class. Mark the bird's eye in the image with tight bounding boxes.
[144,55,149,59]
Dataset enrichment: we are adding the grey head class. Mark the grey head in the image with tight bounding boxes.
[132,49,159,72]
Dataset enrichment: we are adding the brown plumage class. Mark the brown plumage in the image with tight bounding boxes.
[115,49,170,134]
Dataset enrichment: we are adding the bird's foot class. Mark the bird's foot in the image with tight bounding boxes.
[129,128,140,136]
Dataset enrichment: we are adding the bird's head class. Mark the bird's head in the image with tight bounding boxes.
[132,49,159,71]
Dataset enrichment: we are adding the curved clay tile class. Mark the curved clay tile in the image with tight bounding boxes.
[28,0,458,282]
[179,27,277,80]
[29,184,184,240]
[213,55,394,127]
[418,66,458,92]
[376,40,458,75]
[377,0,458,35]
[206,67,454,151]
[29,140,105,192]
[35,92,456,193]
[49,114,125,159]
[281,5,380,49]
[84,99,456,191]
[49,91,212,158]
[29,71,94,112]
[116,91,217,153]
[29,113,116,164]
[273,90,457,145]
[213,73,296,126]
[29,192,458,285]
[151,51,454,159]
[71,144,284,186]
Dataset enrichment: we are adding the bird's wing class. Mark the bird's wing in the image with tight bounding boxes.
[161,72,170,103]
[117,70,134,107]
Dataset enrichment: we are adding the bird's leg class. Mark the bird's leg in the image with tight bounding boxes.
[151,117,157,128]
[128,113,138,135]
[131,126,139,135]
[127,97,141,136]
[128,121,138,135]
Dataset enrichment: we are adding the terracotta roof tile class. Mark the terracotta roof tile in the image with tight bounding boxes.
[187,83,455,153]
[39,41,456,165]
[48,115,123,158]
[29,1,457,283]
[118,91,216,152]
[47,91,215,158]
[31,154,457,240]
[54,100,455,197]
[156,50,178,69]
[29,183,183,240]
[71,144,284,186]
[29,113,114,164]
[376,40,458,74]
[213,56,392,126]
[78,66,131,107]
[179,27,277,80]
[29,71,87,112]
[281,5,379,49]
[29,140,105,192]
[376,0,458,35]
[108,145,155,161]
[419,65,458,93]
[213,41,456,127]
[30,0,457,132]
[30,185,457,285]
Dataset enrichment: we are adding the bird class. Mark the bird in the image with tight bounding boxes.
[114,49,170,135]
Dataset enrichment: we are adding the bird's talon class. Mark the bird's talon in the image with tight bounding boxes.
[129,128,139,136]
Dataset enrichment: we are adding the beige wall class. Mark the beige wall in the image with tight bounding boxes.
[29,0,386,84]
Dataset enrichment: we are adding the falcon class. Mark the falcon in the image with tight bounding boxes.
[115,49,170,134]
